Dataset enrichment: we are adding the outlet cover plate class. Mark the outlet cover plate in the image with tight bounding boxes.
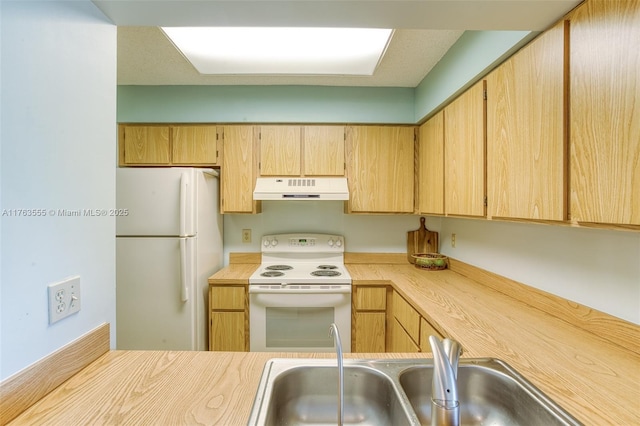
[48,276,81,324]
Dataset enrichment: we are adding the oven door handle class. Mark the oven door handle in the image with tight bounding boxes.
[249,285,351,294]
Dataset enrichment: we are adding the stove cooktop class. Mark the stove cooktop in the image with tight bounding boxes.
[249,262,352,285]
[249,233,352,285]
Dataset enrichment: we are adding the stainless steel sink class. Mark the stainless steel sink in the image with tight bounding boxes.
[248,358,583,426]
[248,360,416,425]
[399,359,581,426]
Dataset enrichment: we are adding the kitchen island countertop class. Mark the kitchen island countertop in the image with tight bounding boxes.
[8,260,640,425]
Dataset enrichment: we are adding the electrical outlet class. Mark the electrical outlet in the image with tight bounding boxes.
[48,276,81,324]
[242,229,252,243]
[451,233,456,248]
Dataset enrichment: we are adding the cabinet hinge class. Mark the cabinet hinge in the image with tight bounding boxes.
[484,196,488,207]
[483,89,487,100]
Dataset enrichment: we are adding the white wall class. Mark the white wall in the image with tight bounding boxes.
[438,218,640,324]
[224,207,640,325]
[0,0,117,380]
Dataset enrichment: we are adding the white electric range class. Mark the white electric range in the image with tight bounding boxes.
[249,233,351,352]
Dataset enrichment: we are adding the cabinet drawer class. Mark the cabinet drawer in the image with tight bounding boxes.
[354,287,387,311]
[393,292,420,343]
[210,286,246,310]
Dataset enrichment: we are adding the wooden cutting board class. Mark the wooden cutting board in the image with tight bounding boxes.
[407,217,439,263]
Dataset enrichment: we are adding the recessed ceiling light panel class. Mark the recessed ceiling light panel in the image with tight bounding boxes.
[161,27,393,76]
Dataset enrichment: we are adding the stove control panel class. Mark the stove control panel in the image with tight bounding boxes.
[261,234,345,252]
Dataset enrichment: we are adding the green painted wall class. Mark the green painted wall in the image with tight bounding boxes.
[117,85,415,123]
[414,30,534,123]
[117,30,535,124]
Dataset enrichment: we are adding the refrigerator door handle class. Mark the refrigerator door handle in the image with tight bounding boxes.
[179,172,188,237]
[179,238,189,302]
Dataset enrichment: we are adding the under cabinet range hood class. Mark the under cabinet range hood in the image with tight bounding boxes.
[253,177,349,200]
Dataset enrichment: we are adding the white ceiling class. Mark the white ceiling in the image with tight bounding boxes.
[98,0,583,87]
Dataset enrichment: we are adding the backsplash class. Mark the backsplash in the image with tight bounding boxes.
[224,205,640,324]
[223,201,436,259]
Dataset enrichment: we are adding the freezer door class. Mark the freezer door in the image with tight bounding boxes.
[116,236,196,350]
[116,168,196,237]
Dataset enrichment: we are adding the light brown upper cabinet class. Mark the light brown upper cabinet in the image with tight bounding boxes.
[258,125,346,176]
[220,125,261,214]
[172,125,219,166]
[258,125,302,176]
[119,124,170,165]
[345,125,415,213]
[569,0,640,226]
[444,81,486,217]
[119,124,219,166]
[417,111,445,215]
[303,125,346,176]
[486,21,567,221]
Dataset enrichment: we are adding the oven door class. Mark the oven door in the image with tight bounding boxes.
[249,285,351,353]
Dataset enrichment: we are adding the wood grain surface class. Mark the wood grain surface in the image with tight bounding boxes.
[1,323,110,425]
[406,216,439,263]
[417,111,445,215]
[569,0,640,225]
[444,80,486,217]
[486,20,567,221]
[8,351,426,426]
[348,263,640,425]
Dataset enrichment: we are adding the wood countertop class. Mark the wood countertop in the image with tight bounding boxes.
[8,351,425,425]
[9,259,639,425]
[346,262,640,425]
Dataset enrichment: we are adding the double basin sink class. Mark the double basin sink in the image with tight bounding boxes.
[248,357,582,425]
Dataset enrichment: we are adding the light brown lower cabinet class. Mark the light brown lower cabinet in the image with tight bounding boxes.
[209,285,248,351]
[352,286,387,352]
[390,317,421,352]
[388,290,444,353]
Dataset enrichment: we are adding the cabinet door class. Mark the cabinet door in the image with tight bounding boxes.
[353,312,386,352]
[210,312,246,351]
[389,318,420,352]
[259,125,301,176]
[392,292,420,343]
[303,125,345,176]
[419,317,443,354]
[570,0,640,225]
[121,125,170,165]
[487,21,567,221]
[346,126,415,213]
[221,125,260,213]
[417,111,445,214]
[172,125,219,165]
[444,81,486,217]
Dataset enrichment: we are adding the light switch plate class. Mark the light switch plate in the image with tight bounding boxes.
[48,276,81,324]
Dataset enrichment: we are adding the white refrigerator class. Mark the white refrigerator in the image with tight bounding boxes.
[116,168,223,350]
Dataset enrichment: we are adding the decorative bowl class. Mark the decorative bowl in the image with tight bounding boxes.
[411,253,448,270]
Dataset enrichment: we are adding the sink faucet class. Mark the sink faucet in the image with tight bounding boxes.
[429,335,463,426]
[329,323,344,426]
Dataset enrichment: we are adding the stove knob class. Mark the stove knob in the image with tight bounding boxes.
[328,238,334,247]
[335,239,343,248]
[263,239,270,247]
[271,238,279,247]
